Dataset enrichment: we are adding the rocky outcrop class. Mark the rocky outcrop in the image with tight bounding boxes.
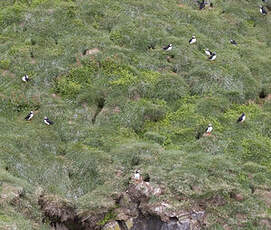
[38,194,84,230]
[38,179,205,230]
[102,179,205,230]
[0,183,24,205]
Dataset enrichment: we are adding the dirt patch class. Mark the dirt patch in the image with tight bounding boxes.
[82,48,100,56]
[255,189,271,206]
[265,94,271,101]
[2,70,16,78]
[0,183,24,204]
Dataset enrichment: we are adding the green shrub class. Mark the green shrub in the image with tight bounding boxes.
[0,5,24,29]
[144,132,167,145]
[0,59,11,69]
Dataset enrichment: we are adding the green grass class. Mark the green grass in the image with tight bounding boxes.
[1,0,271,228]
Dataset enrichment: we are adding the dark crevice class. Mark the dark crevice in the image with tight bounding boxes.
[82,49,88,55]
[196,132,201,140]
[92,97,105,124]
[169,216,178,222]
[259,89,267,99]
[117,220,129,230]
[130,214,163,230]
[250,184,255,194]
[143,173,150,182]
[147,44,155,50]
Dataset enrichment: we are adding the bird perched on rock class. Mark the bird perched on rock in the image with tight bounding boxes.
[25,111,34,121]
[260,5,267,15]
[163,44,172,51]
[205,124,213,135]
[22,75,29,82]
[209,52,216,61]
[189,36,197,44]
[204,48,212,56]
[230,39,237,45]
[44,117,54,125]
[134,170,141,181]
[237,113,246,123]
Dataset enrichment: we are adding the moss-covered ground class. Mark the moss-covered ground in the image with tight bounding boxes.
[1,0,271,228]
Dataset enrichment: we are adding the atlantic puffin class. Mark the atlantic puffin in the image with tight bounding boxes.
[22,75,29,82]
[163,44,173,51]
[134,170,141,180]
[198,0,206,10]
[189,36,197,44]
[209,52,216,61]
[204,48,212,56]
[44,117,54,125]
[205,124,213,135]
[230,39,237,45]
[237,113,246,123]
[25,111,34,121]
[260,5,267,15]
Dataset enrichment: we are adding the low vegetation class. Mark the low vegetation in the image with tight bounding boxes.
[1,0,271,229]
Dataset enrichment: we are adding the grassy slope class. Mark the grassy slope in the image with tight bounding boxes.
[1,0,271,228]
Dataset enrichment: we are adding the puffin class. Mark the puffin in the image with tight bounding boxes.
[209,52,216,61]
[230,39,237,45]
[189,36,197,44]
[22,75,29,82]
[163,44,173,51]
[25,111,34,121]
[205,124,213,135]
[237,113,246,123]
[260,5,267,15]
[44,117,54,125]
[198,0,206,10]
[134,170,141,180]
[204,48,212,56]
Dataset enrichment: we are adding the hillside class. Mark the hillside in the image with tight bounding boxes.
[1,0,271,229]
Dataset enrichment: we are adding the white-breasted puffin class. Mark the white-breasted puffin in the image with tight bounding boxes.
[260,5,267,15]
[204,48,212,56]
[237,113,246,123]
[22,75,29,82]
[189,36,197,44]
[230,39,237,45]
[44,117,54,125]
[134,170,141,180]
[163,44,173,51]
[25,111,34,121]
[209,52,216,61]
[205,124,213,135]
[199,0,206,10]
